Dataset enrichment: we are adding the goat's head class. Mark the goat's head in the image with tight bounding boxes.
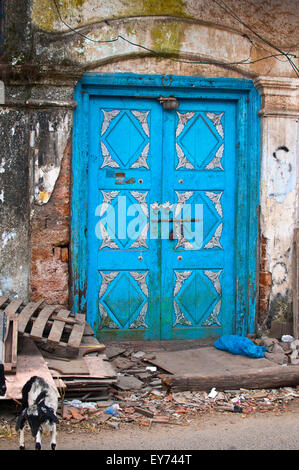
[0,364,6,396]
[16,402,59,437]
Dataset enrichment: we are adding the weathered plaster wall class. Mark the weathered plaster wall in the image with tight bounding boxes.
[29,0,299,79]
[255,77,299,330]
[0,0,298,333]
[0,109,30,300]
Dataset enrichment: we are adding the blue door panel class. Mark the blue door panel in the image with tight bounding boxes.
[87,97,162,340]
[161,100,236,339]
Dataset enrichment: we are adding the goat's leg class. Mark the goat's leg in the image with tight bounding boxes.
[51,423,57,450]
[19,427,25,450]
[35,429,42,450]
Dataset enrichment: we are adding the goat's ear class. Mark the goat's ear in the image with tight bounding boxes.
[15,409,27,431]
[41,405,59,424]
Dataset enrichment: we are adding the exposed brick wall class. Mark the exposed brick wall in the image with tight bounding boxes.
[30,138,71,306]
[258,234,272,327]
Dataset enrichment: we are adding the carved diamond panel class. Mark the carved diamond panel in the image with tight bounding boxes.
[173,270,222,327]
[100,109,150,169]
[174,191,223,250]
[175,111,225,171]
[99,271,149,329]
[98,190,149,250]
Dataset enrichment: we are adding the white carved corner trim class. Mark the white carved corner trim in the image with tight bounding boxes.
[130,191,149,217]
[130,222,149,249]
[174,270,192,297]
[202,300,222,327]
[204,223,223,249]
[206,112,224,139]
[205,143,224,170]
[99,271,119,298]
[176,143,194,170]
[100,141,120,168]
[101,109,120,135]
[205,191,223,218]
[131,110,150,137]
[176,111,195,137]
[98,222,119,250]
[173,300,192,327]
[131,142,150,169]
[99,303,119,329]
[204,269,222,295]
[129,302,149,329]
[130,271,149,297]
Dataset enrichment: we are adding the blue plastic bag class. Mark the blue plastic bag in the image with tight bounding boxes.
[214,335,267,358]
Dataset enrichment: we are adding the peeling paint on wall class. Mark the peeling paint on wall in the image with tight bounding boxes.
[267,146,296,203]
[1,231,16,248]
[32,112,71,205]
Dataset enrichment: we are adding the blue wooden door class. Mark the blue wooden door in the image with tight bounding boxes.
[86,93,237,341]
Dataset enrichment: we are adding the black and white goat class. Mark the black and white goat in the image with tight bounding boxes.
[0,363,6,396]
[16,376,59,450]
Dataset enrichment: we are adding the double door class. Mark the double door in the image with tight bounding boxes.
[87,95,236,340]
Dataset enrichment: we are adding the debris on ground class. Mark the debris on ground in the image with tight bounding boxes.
[48,385,299,433]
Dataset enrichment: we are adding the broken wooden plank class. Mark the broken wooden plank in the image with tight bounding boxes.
[47,309,71,344]
[30,305,57,340]
[0,299,21,372]
[4,313,18,371]
[18,300,45,334]
[67,313,85,348]
[162,365,299,392]
[50,315,81,325]
[3,299,23,316]
[46,357,90,375]
[1,338,59,400]
[84,355,117,379]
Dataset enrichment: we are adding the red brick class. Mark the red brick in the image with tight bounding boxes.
[61,247,69,263]
[53,247,61,260]
[259,271,272,287]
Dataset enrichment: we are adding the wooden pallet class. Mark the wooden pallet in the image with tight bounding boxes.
[0,298,86,360]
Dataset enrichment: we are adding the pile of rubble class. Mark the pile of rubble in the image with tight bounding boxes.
[256,335,299,365]
[106,346,164,393]
[58,385,299,432]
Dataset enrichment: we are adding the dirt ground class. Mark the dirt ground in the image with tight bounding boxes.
[1,398,299,452]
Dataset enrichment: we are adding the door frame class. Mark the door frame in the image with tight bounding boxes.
[71,73,261,337]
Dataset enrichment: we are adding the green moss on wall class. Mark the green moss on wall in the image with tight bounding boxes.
[124,0,187,17]
[32,0,86,31]
[150,22,185,53]
[32,0,188,31]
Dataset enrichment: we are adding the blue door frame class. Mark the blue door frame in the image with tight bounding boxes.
[71,73,260,340]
